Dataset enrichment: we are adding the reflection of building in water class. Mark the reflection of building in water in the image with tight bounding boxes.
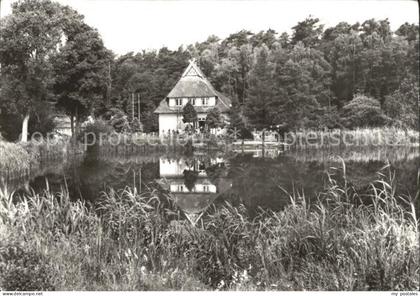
[158,157,231,224]
[251,149,281,158]
[232,147,283,159]
[170,180,216,193]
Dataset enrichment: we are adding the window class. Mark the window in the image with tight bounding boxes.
[175,98,182,106]
[203,98,209,106]
[190,98,196,105]
[203,185,210,192]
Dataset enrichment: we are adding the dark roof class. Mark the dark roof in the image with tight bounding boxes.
[167,77,216,98]
[154,60,232,114]
[167,60,214,97]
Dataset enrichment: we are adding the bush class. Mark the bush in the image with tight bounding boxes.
[0,107,56,142]
[106,108,131,133]
[130,118,143,133]
[206,107,224,129]
[183,169,198,192]
[341,94,390,128]
[228,108,254,140]
[28,108,57,138]
[141,111,158,133]
[0,113,22,141]
[0,140,32,174]
[182,102,198,124]
[77,119,114,144]
[0,243,56,291]
[306,107,343,130]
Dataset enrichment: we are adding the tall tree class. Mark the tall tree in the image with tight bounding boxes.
[245,45,275,129]
[327,31,364,107]
[245,45,273,128]
[205,107,223,130]
[52,22,112,135]
[396,22,419,79]
[271,44,331,129]
[0,0,75,141]
[383,74,418,129]
[182,102,198,126]
[291,17,324,48]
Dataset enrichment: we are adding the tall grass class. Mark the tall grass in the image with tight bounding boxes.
[0,166,418,291]
[288,127,419,149]
[0,138,84,183]
[290,146,419,163]
[0,141,33,180]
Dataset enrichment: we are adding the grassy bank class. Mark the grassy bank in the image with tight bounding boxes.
[289,145,419,163]
[0,168,418,291]
[0,141,33,180]
[287,127,419,149]
[0,139,83,182]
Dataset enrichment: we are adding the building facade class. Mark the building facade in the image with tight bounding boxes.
[157,156,231,225]
[154,60,231,135]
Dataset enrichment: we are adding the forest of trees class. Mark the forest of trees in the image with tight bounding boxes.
[0,0,418,141]
[110,18,418,133]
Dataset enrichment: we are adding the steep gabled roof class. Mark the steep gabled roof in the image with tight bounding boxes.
[180,60,206,78]
[154,60,232,114]
[166,60,216,98]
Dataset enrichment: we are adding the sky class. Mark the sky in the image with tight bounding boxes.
[0,0,418,55]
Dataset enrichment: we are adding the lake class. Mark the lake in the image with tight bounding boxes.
[3,146,419,217]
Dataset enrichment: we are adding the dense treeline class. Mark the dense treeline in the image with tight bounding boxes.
[112,18,418,132]
[0,0,418,140]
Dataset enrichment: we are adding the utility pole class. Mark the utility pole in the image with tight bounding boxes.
[106,60,111,106]
[131,93,134,121]
[137,93,140,121]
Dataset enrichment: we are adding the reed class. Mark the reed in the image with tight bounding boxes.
[287,127,419,149]
[290,146,419,163]
[0,138,85,184]
[0,166,418,291]
[0,141,33,180]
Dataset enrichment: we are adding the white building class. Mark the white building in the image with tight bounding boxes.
[154,60,231,135]
[158,156,232,224]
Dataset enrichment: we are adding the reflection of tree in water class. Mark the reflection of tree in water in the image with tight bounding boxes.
[205,161,229,180]
[213,154,409,214]
[390,157,419,199]
[21,157,84,200]
[25,155,161,202]
[215,154,328,215]
[338,160,384,189]
[16,152,419,216]
[327,158,419,199]
[79,157,159,199]
[183,169,199,192]
[215,154,419,216]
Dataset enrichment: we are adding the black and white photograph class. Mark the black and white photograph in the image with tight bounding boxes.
[0,0,418,293]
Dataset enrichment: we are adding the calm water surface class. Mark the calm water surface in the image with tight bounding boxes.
[3,147,419,216]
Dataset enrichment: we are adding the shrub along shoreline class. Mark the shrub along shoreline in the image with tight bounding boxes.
[0,139,85,182]
[0,167,418,291]
[0,126,418,181]
[0,141,33,180]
